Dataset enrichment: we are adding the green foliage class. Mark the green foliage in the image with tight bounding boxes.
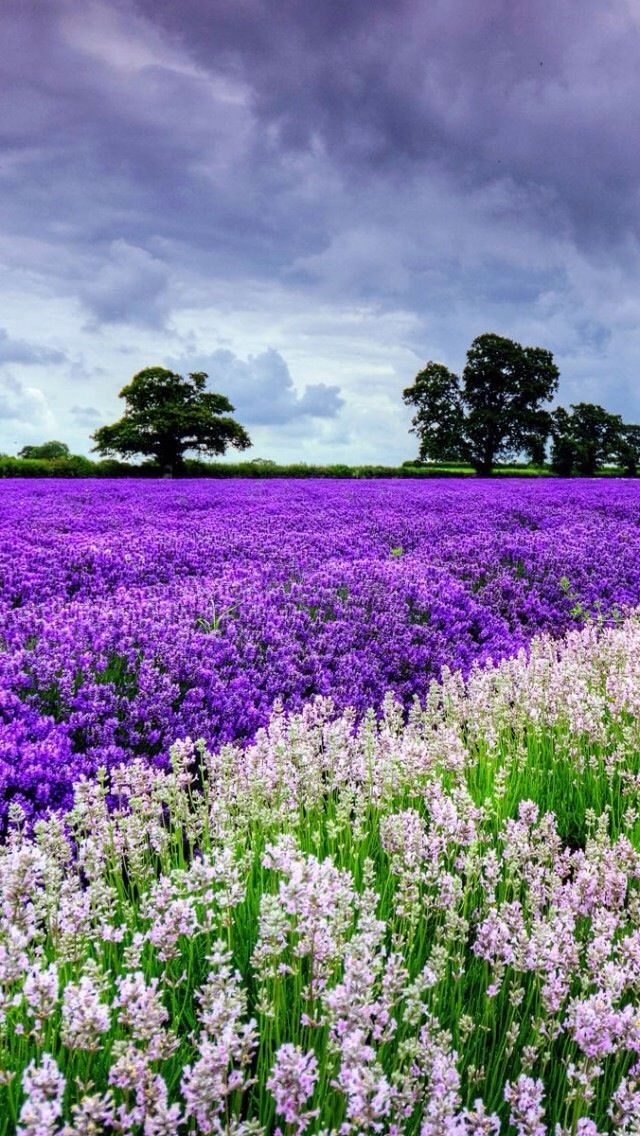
[462,334,558,475]
[17,440,70,460]
[0,456,563,480]
[404,333,559,475]
[402,362,468,463]
[614,423,640,476]
[56,454,96,477]
[194,600,238,634]
[550,402,625,476]
[0,455,99,478]
[0,457,54,478]
[93,457,157,478]
[92,367,252,475]
[4,454,634,481]
[548,407,575,476]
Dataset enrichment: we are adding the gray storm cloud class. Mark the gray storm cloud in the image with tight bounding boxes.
[6,0,638,280]
[133,0,640,250]
[0,329,65,366]
[80,241,172,328]
[71,405,104,427]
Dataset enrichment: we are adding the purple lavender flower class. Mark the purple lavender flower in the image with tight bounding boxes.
[3,478,640,826]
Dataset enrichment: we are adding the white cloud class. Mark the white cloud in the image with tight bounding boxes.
[0,375,53,452]
[171,346,344,426]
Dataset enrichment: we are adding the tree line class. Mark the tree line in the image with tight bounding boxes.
[13,341,640,477]
[403,332,640,476]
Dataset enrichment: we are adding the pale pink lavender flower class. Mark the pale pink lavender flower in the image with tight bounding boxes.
[109,1042,181,1134]
[525,909,579,1014]
[419,1040,465,1136]
[114,970,176,1059]
[267,1043,319,1133]
[250,892,291,1001]
[108,1039,150,1095]
[143,875,199,961]
[333,1027,393,1133]
[60,967,110,1051]
[504,1075,545,1136]
[609,1060,640,1130]
[379,809,429,921]
[473,908,518,969]
[181,847,246,926]
[181,943,258,1132]
[61,1091,116,1136]
[258,837,357,1003]
[576,1120,605,1136]
[22,962,59,1036]
[565,992,629,1059]
[182,1036,256,1133]
[460,1099,501,1135]
[18,1053,65,1136]
[323,889,394,1046]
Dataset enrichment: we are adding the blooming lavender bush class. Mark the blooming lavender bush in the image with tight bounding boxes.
[4,617,640,1132]
[2,478,640,828]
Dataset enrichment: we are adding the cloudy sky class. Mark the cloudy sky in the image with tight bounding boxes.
[1,0,640,462]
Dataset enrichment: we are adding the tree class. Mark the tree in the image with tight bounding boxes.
[550,403,624,476]
[548,407,575,476]
[614,424,640,477]
[521,421,550,467]
[92,367,251,476]
[402,363,468,463]
[403,333,559,474]
[462,334,558,475]
[18,440,70,460]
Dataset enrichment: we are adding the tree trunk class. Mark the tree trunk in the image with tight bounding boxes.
[157,439,185,478]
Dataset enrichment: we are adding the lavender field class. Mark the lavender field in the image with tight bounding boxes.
[6,479,640,1134]
[1,478,639,829]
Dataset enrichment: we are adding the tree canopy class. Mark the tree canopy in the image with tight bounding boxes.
[403,333,559,474]
[615,424,640,477]
[401,363,468,464]
[18,441,70,460]
[92,367,251,475]
[550,403,626,476]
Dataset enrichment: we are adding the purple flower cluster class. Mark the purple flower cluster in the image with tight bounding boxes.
[1,477,640,827]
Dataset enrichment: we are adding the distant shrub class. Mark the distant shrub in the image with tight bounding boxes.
[50,455,96,477]
[0,457,47,477]
[0,456,624,480]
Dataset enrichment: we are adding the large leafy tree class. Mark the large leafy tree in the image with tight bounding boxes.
[92,367,251,475]
[402,363,468,463]
[403,334,559,475]
[461,334,558,475]
[550,403,624,476]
